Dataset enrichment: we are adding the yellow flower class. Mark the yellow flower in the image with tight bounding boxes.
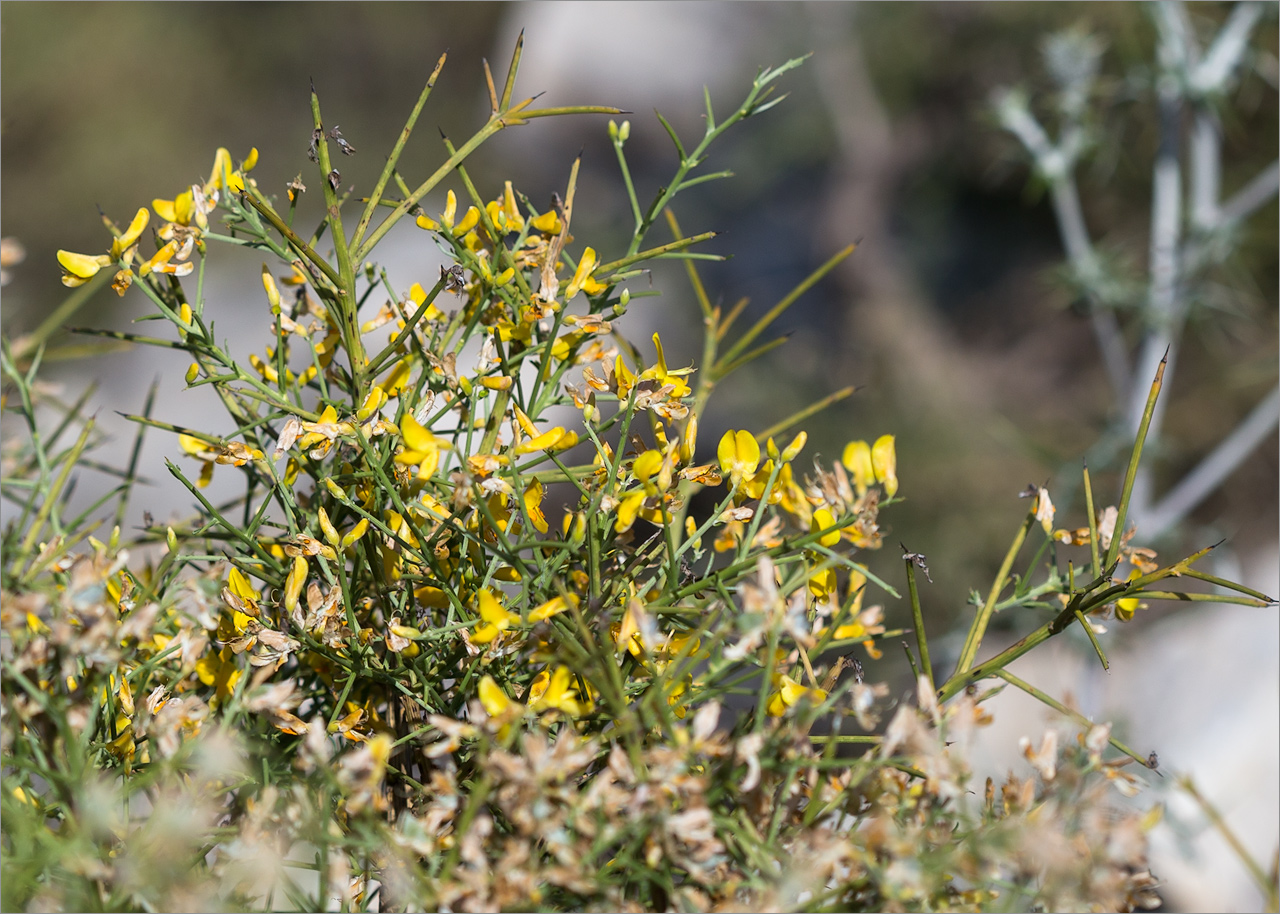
[528,665,592,716]
[529,208,562,235]
[528,593,577,623]
[394,412,443,479]
[283,554,308,614]
[406,281,444,323]
[717,429,760,489]
[637,333,691,398]
[523,479,549,534]
[483,181,526,235]
[810,507,842,548]
[564,246,607,300]
[138,236,195,278]
[110,207,151,260]
[179,433,219,488]
[478,675,522,722]
[471,588,519,644]
[57,249,112,288]
[415,189,481,235]
[766,674,828,717]
[870,434,898,497]
[206,146,256,194]
[57,207,150,291]
[841,435,898,497]
[196,645,242,700]
[1115,569,1146,622]
[841,440,874,495]
[153,146,255,233]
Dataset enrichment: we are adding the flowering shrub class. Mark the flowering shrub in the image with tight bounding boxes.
[3,40,1272,913]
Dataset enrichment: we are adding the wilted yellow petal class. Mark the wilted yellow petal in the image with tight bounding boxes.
[1034,486,1055,535]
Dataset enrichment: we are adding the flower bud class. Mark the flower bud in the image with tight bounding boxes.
[781,431,807,463]
[318,507,340,547]
[340,518,370,550]
[323,478,350,502]
[284,554,307,613]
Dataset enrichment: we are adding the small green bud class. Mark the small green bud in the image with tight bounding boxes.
[323,478,349,502]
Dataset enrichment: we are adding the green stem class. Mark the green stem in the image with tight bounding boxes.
[16,418,95,583]
[904,552,933,693]
[309,84,364,397]
[993,669,1149,767]
[1106,352,1166,568]
[350,52,449,252]
[12,270,112,361]
[954,505,1036,675]
[1073,609,1109,670]
[1082,461,1102,578]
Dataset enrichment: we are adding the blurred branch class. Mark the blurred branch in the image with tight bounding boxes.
[994,68,1131,398]
[1220,159,1280,225]
[1002,3,1277,544]
[1188,2,1266,96]
[1141,385,1280,540]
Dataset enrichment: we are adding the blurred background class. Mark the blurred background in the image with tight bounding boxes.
[3,3,1276,910]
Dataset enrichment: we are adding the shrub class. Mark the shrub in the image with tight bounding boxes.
[2,39,1271,913]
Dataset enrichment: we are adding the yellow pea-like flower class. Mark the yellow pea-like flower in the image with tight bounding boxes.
[478,675,518,719]
[284,554,308,613]
[870,434,898,497]
[717,429,760,488]
[811,507,842,548]
[261,264,281,313]
[340,518,370,550]
[841,440,874,495]
[632,449,664,485]
[318,506,340,547]
[565,246,604,300]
